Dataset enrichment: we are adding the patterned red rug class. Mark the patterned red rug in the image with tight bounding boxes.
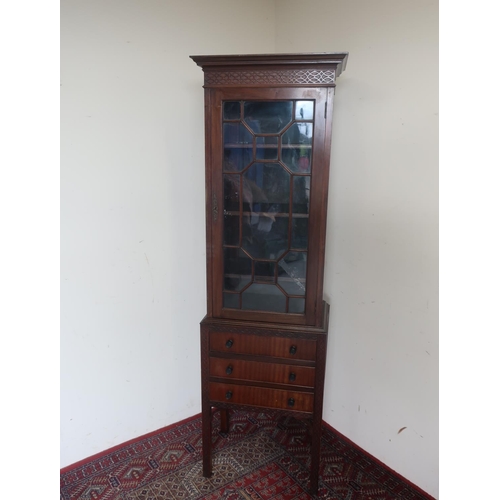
[60,410,434,500]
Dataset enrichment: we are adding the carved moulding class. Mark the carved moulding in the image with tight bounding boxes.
[204,69,336,87]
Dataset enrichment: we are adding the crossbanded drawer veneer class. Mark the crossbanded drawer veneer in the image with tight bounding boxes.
[191,52,348,495]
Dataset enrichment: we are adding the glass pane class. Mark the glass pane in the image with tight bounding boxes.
[224,174,239,212]
[223,292,239,309]
[282,147,312,173]
[242,219,289,261]
[242,283,286,312]
[243,163,290,213]
[224,123,253,172]
[289,298,305,313]
[242,163,290,260]
[224,248,251,291]
[278,252,307,296]
[224,122,252,145]
[292,176,310,214]
[295,101,314,120]
[254,261,276,283]
[244,101,293,134]
[224,215,239,246]
[256,136,278,161]
[282,122,313,144]
[224,101,240,120]
[224,173,240,254]
[224,148,252,172]
[282,123,313,173]
[291,216,308,250]
[219,99,316,317]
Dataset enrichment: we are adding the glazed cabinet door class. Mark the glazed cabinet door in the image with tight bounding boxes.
[207,87,333,326]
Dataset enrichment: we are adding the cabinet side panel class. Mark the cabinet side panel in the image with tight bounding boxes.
[313,87,336,325]
[210,91,224,315]
[204,89,214,317]
[304,89,328,325]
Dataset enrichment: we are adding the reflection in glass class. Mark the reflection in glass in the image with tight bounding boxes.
[223,123,253,172]
[224,148,252,172]
[221,99,316,315]
[289,298,305,313]
[224,122,252,145]
[243,163,290,213]
[224,248,251,291]
[242,217,289,261]
[291,217,308,250]
[224,174,239,211]
[282,147,312,173]
[244,101,292,134]
[242,163,290,260]
[226,174,240,246]
[282,123,313,173]
[242,283,286,312]
[254,261,276,283]
[224,215,239,246]
[283,122,313,142]
[278,252,307,296]
[295,101,314,120]
[223,292,239,309]
[256,136,278,160]
[224,101,241,120]
[292,176,310,214]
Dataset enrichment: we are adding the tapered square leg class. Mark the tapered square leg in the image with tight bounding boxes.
[200,324,213,477]
[310,414,322,495]
[202,401,212,477]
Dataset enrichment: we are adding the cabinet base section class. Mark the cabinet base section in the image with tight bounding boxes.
[200,310,329,496]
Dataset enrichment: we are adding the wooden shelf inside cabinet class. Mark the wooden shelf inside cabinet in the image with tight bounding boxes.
[223,144,313,148]
[191,52,348,496]
[223,211,309,218]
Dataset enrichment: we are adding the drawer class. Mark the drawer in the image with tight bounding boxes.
[210,382,314,413]
[209,358,315,388]
[209,331,316,361]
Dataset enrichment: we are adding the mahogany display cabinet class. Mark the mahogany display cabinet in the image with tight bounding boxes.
[190,52,348,495]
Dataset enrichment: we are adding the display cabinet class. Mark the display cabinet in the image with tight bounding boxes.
[191,52,348,495]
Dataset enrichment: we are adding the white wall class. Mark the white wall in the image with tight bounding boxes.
[275,0,438,497]
[62,0,438,496]
[60,0,276,468]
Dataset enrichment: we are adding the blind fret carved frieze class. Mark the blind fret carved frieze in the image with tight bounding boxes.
[204,69,336,87]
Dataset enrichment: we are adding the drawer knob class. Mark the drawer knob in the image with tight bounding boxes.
[225,339,234,349]
[225,391,233,400]
[288,398,295,407]
[289,345,297,355]
[289,372,296,382]
[226,365,233,375]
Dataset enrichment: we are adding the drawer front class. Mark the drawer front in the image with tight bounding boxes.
[210,382,314,413]
[210,358,315,388]
[209,332,316,361]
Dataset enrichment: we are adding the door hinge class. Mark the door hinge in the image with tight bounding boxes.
[324,102,327,119]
